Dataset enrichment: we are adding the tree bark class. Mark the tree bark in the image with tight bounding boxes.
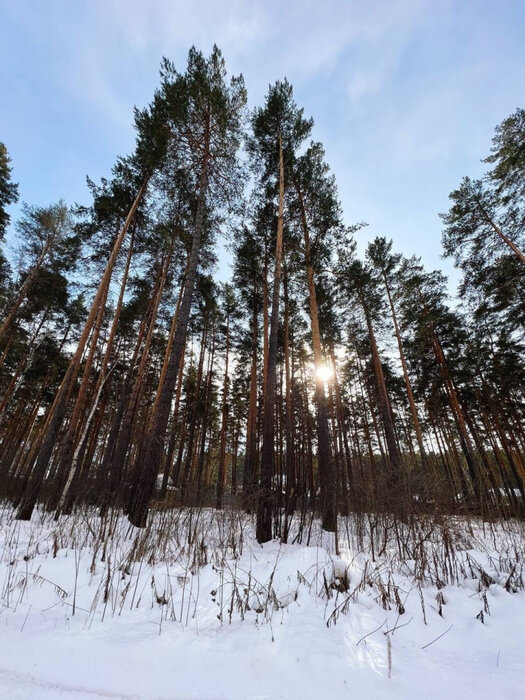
[127,130,210,527]
[256,134,284,544]
[216,314,230,509]
[15,176,149,520]
[296,183,337,531]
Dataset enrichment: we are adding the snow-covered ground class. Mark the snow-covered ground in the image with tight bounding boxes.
[0,505,524,699]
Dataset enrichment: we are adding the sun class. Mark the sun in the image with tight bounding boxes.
[315,364,333,383]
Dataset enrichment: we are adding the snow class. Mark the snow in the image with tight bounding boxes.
[0,505,524,699]
[155,474,177,491]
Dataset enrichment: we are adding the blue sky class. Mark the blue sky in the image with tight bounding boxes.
[1,0,524,288]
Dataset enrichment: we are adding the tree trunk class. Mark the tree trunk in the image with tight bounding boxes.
[216,314,230,509]
[360,295,402,490]
[0,237,56,345]
[256,134,284,544]
[282,262,296,532]
[15,176,149,520]
[127,133,210,527]
[382,270,427,468]
[243,279,259,510]
[56,228,137,512]
[296,184,337,531]
[476,198,525,263]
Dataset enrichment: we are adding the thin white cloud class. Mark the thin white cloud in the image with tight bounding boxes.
[36,0,432,126]
[2,0,524,281]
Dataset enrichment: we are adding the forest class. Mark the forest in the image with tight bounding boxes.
[1,43,525,698]
[0,46,524,540]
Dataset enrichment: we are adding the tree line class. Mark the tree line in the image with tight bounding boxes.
[0,47,523,541]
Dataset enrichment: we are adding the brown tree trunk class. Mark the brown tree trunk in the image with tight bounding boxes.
[216,315,230,509]
[16,176,149,520]
[231,415,240,496]
[257,134,284,543]
[179,329,207,497]
[111,252,172,501]
[195,337,215,502]
[428,317,481,502]
[127,131,210,527]
[360,296,402,488]
[329,346,354,491]
[243,280,258,509]
[0,237,56,345]
[262,245,269,388]
[296,183,337,531]
[0,307,49,417]
[476,198,525,263]
[161,339,186,496]
[51,286,109,512]
[382,270,427,468]
[57,229,137,511]
[282,263,296,522]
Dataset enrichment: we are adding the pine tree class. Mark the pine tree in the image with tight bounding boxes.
[291,142,343,530]
[248,80,312,543]
[337,254,402,495]
[0,202,76,345]
[232,225,263,509]
[484,107,525,205]
[127,46,246,527]
[442,112,525,338]
[366,237,428,471]
[216,283,236,509]
[15,87,167,520]
[0,143,19,239]
[441,176,524,264]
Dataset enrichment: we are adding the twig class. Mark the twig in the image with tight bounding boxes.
[356,618,387,646]
[384,615,413,636]
[421,624,453,649]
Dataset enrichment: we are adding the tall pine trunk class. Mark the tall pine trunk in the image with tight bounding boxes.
[16,177,149,520]
[382,270,427,469]
[296,184,337,531]
[127,133,210,527]
[216,314,230,509]
[256,135,284,543]
[359,291,402,493]
[243,283,259,509]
